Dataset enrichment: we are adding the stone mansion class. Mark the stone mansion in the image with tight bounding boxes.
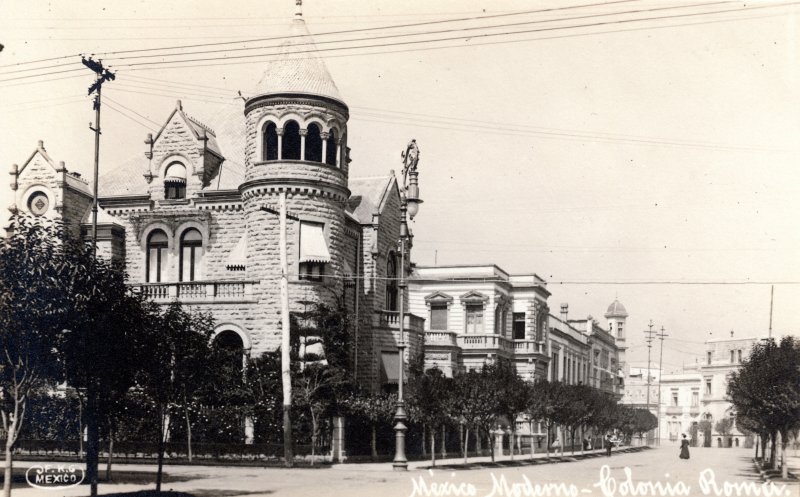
[6,9,625,397]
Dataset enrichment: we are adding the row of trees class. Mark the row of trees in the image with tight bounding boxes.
[727,336,800,479]
[401,360,657,466]
[0,216,237,496]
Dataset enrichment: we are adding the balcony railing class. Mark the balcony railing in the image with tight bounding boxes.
[689,406,700,416]
[374,310,425,332]
[135,281,257,303]
[457,334,514,355]
[513,340,545,355]
[425,330,458,348]
[666,406,683,415]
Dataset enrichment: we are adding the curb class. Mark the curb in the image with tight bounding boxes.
[752,457,798,483]
[416,446,651,471]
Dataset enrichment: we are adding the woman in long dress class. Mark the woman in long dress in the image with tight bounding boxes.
[679,434,690,459]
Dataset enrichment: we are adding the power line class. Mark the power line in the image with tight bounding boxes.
[113,2,770,70]
[104,100,158,131]
[104,1,723,64]
[1,0,636,69]
[103,95,162,128]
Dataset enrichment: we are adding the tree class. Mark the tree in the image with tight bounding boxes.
[408,367,452,466]
[0,216,69,497]
[527,380,567,458]
[340,389,396,460]
[727,337,800,478]
[452,368,499,463]
[493,360,529,460]
[137,302,214,491]
[715,417,734,444]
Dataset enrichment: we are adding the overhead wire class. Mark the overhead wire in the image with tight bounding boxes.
[0,0,639,69]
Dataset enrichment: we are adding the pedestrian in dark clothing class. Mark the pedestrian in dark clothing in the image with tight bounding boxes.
[605,435,612,457]
[679,434,690,459]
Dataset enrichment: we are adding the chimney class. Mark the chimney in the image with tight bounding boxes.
[560,303,568,322]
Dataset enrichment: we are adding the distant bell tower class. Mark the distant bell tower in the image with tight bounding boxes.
[605,299,628,373]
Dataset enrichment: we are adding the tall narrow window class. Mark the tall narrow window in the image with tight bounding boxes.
[146,230,168,283]
[325,129,338,166]
[164,162,186,199]
[282,120,301,160]
[299,221,330,281]
[512,312,526,340]
[707,351,712,365]
[691,391,699,407]
[737,350,742,363]
[385,253,398,311]
[465,304,483,333]
[730,350,735,363]
[180,229,203,282]
[430,304,448,330]
[305,123,323,162]
[262,122,278,161]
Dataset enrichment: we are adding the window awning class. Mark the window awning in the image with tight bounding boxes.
[226,234,247,271]
[380,352,400,384]
[164,163,187,183]
[299,222,331,263]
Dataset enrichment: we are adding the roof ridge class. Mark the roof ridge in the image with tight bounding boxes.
[185,113,216,136]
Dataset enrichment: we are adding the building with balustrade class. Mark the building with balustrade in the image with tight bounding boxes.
[408,265,624,394]
[6,7,425,396]
[657,334,765,448]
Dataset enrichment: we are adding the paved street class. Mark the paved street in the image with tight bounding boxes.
[13,445,798,497]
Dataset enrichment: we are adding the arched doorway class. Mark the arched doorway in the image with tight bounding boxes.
[213,329,246,373]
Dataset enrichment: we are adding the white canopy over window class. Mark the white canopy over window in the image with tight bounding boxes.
[164,162,187,183]
[299,222,331,263]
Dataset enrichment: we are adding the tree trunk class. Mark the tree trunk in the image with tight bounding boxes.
[310,409,318,465]
[545,423,551,459]
[489,428,495,462]
[185,404,193,463]
[430,427,436,467]
[441,425,446,460]
[155,404,166,493]
[475,429,482,456]
[760,434,768,466]
[105,424,113,482]
[370,423,377,461]
[769,431,777,469]
[3,414,17,497]
[780,430,788,479]
[510,425,516,461]
[754,434,759,459]
[78,397,84,459]
[86,391,100,496]
[421,425,427,456]
[464,427,469,464]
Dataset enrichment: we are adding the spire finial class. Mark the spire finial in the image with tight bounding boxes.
[295,0,303,17]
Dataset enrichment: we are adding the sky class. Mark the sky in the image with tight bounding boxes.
[1,0,798,373]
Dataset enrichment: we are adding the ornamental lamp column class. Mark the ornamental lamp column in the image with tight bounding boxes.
[393,139,423,471]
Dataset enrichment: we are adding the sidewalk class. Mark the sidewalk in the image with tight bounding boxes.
[331,445,648,471]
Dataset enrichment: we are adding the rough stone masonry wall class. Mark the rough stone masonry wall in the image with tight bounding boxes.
[148,113,204,201]
[243,189,347,355]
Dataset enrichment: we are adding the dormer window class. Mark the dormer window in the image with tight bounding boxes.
[164,162,186,199]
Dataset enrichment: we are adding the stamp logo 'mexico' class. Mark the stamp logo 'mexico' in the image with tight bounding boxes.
[25,464,85,490]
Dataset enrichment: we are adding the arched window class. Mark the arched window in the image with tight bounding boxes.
[164,162,187,199]
[262,122,278,161]
[180,228,203,282]
[146,230,169,283]
[385,252,398,311]
[214,330,245,374]
[282,120,301,160]
[325,129,338,166]
[305,123,323,162]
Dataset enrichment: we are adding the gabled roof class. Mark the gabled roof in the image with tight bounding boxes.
[17,142,91,196]
[250,17,344,104]
[97,101,246,198]
[346,174,397,224]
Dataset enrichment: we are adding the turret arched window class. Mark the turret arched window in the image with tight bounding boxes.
[180,228,203,282]
[305,123,323,162]
[325,129,338,166]
[146,230,169,283]
[282,120,301,160]
[262,122,278,161]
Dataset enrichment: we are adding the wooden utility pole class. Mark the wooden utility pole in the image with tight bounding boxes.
[656,326,668,446]
[644,320,656,445]
[81,56,114,257]
[278,192,293,467]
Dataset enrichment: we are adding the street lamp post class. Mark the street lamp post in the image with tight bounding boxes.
[393,139,423,471]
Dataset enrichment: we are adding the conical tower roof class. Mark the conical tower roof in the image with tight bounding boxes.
[251,10,344,104]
